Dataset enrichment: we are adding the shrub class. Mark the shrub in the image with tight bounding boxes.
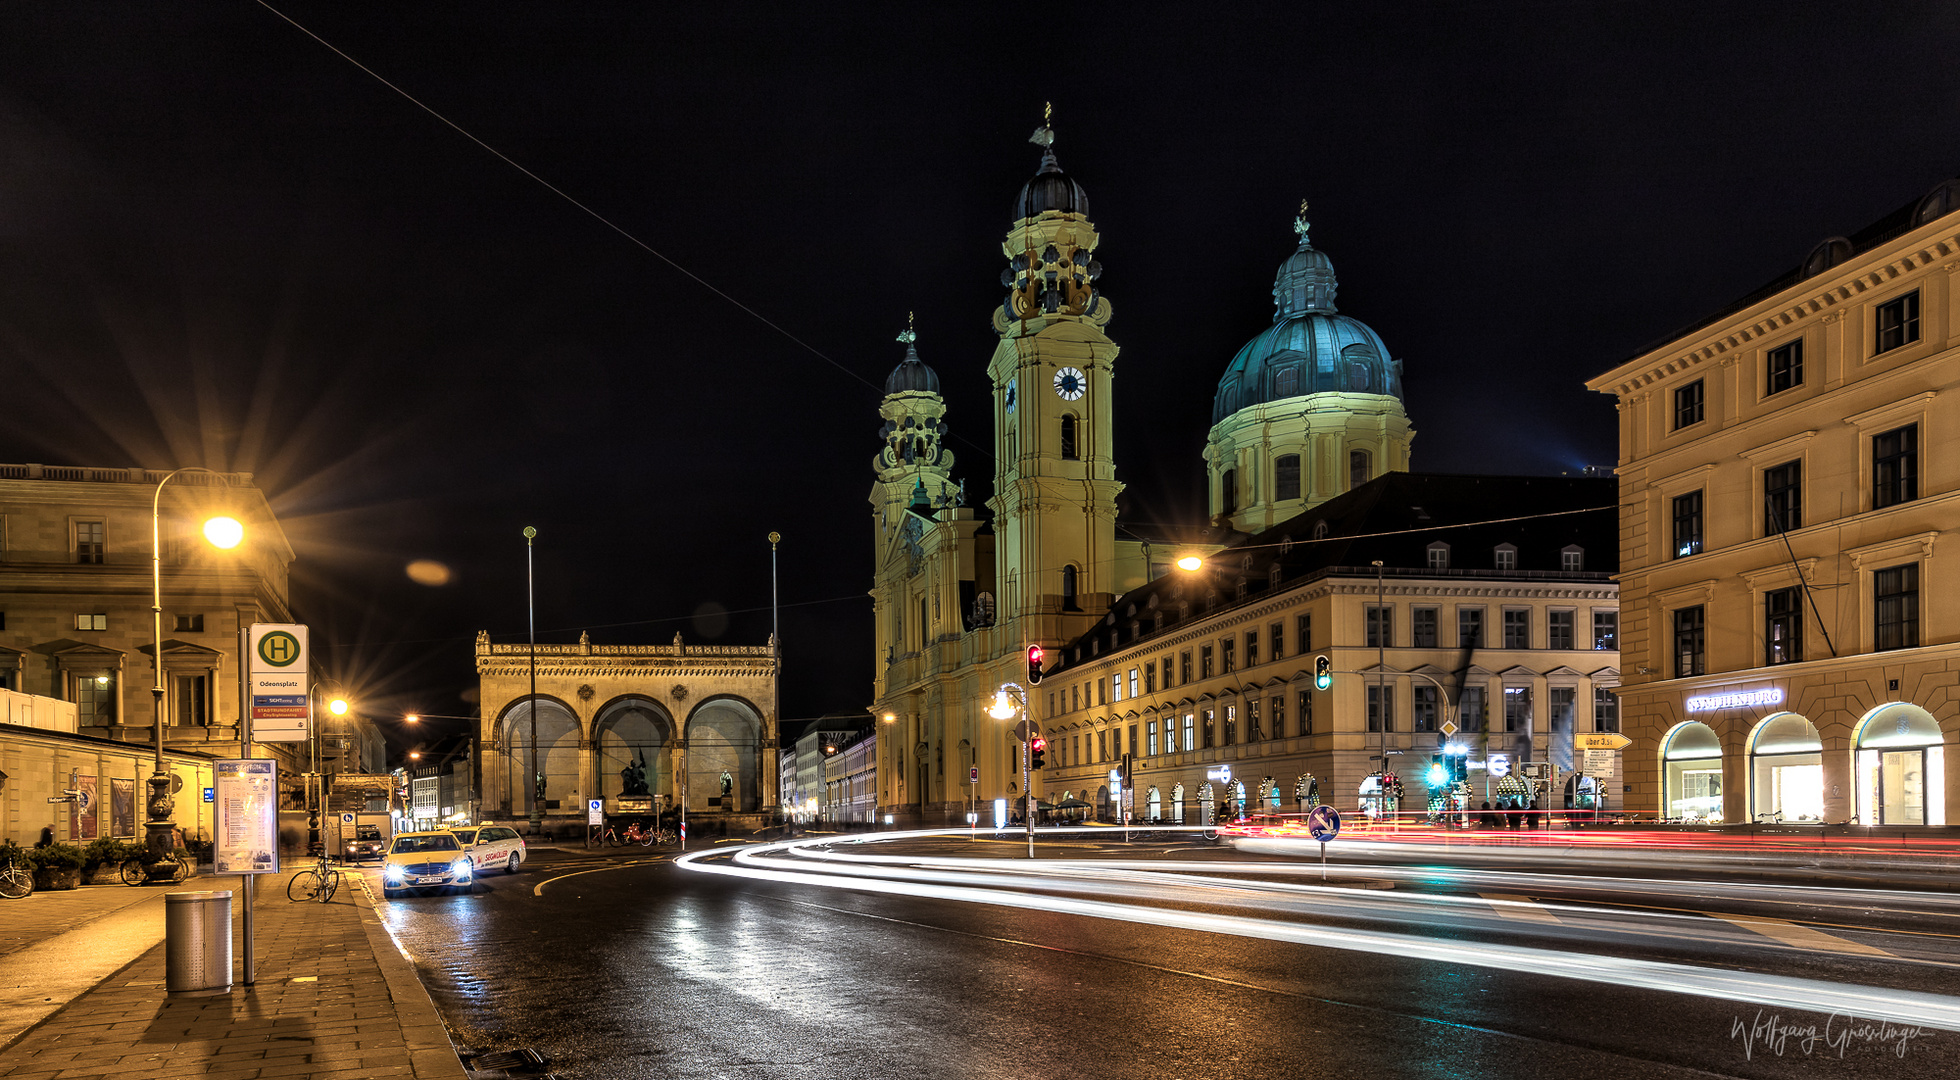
[81,838,146,874]
[26,843,85,871]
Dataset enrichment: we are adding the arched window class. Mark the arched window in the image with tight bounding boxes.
[1274,365,1300,397]
[1275,454,1301,501]
[1349,449,1371,489]
[1060,415,1078,460]
[1221,468,1238,515]
[1172,783,1186,825]
[1147,786,1162,823]
[1061,565,1080,611]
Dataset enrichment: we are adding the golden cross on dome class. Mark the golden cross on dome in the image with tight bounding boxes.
[896,311,917,345]
[1293,199,1311,239]
[1030,102,1056,148]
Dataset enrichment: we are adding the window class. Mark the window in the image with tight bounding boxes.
[1297,689,1314,736]
[74,613,107,631]
[1367,685,1394,733]
[1499,686,1527,732]
[1275,366,1299,397]
[1548,610,1573,650]
[1549,686,1575,733]
[1270,620,1285,659]
[1872,424,1917,509]
[1127,725,1137,757]
[75,520,105,564]
[1672,491,1703,558]
[1412,686,1438,732]
[1147,720,1159,756]
[1180,652,1192,683]
[1459,608,1484,648]
[1161,655,1173,687]
[1098,731,1108,760]
[1674,605,1706,678]
[1766,340,1802,395]
[73,671,115,725]
[1061,565,1079,610]
[1412,607,1438,648]
[1874,564,1919,651]
[1181,713,1194,753]
[1144,662,1156,695]
[1764,460,1802,533]
[1128,668,1138,699]
[1365,605,1392,648]
[173,674,208,726]
[1459,686,1485,732]
[1349,449,1371,489]
[1220,468,1237,516]
[1561,546,1584,572]
[1427,542,1450,570]
[1296,614,1312,652]
[1765,586,1802,665]
[1270,695,1285,738]
[1493,544,1517,571]
[1095,679,1104,706]
[1200,645,1214,679]
[1201,709,1215,749]
[1222,706,1236,745]
[1874,291,1920,354]
[1275,454,1301,502]
[1245,630,1259,667]
[1503,609,1530,649]
[1594,687,1619,733]
[1221,639,1236,673]
[1060,415,1079,459]
[1111,674,1123,703]
[173,613,205,633]
[1072,686,1080,712]
[1674,379,1704,429]
[1246,698,1262,740]
[1593,610,1618,651]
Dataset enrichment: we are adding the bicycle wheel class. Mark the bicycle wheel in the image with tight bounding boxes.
[638,831,655,847]
[168,853,192,883]
[319,870,339,903]
[287,870,322,902]
[0,866,31,899]
[121,859,147,886]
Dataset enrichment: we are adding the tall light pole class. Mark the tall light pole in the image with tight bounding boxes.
[524,526,540,835]
[987,683,1033,858]
[1373,558,1387,817]
[768,531,781,824]
[147,467,243,861]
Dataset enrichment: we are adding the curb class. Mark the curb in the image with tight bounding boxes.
[348,873,471,1079]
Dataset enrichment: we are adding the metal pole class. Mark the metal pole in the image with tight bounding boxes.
[237,622,256,984]
[524,526,540,835]
[1022,689,1033,859]
[147,476,173,861]
[768,531,781,826]
[1373,559,1386,820]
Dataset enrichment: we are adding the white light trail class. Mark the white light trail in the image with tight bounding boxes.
[678,830,1960,1033]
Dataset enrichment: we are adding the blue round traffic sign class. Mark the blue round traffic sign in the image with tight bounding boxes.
[1307,804,1341,842]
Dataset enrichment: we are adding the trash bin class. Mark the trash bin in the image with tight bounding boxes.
[164,890,232,996]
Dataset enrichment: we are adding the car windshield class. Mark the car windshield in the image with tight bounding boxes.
[450,829,478,844]
[390,834,459,854]
[356,826,382,841]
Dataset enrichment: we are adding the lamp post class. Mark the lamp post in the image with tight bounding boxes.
[987,683,1033,858]
[1373,559,1387,820]
[306,682,349,854]
[147,467,243,861]
[524,526,540,835]
[768,531,782,826]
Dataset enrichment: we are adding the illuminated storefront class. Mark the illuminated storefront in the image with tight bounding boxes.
[1854,703,1946,826]
[1747,712,1822,823]
[1660,721,1723,822]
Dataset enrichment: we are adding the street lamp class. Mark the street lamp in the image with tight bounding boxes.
[147,466,243,861]
[988,683,1035,858]
[1175,554,1204,572]
[306,682,350,854]
[523,526,540,835]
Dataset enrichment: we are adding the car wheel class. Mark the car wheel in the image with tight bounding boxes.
[505,853,520,875]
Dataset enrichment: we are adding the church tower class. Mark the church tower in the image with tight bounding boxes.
[984,110,1123,643]
[870,317,961,538]
[1205,203,1415,532]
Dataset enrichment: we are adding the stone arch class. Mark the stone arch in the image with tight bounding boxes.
[1659,720,1724,822]
[1746,712,1822,823]
[684,694,766,813]
[495,695,582,818]
[1851,702,1946,826]
[1147,785,1161,822]
[592,694,676,801]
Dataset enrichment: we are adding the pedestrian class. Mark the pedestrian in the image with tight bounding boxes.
[1508,798,1524,830]
[1477,800,1494,828]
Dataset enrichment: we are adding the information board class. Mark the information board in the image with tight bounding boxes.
[248,623,310,742]
[1583,749,1618,777]
[213,759,279,875]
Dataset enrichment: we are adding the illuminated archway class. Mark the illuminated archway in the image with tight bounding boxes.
[1745,712,1821,823]
[1659,720,1724,822]
[1851,703,1945,826]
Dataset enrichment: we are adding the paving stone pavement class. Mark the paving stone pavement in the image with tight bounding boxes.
[0,869,466,1080]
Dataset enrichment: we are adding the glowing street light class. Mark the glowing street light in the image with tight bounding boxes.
[988,690,1018,721]
[202,516,244,550]
[328,697,349,717]
[1175,554,1204,572]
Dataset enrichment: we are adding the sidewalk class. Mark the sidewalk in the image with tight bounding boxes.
[0,868,465,1080]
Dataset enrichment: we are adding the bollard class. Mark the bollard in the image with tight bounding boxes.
[164,890,232,996]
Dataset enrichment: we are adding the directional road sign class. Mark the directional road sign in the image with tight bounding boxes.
[1307,804,1341,842]
[1577,732,1632,750]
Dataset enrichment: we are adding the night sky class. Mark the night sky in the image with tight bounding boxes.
[4,3,1958,744]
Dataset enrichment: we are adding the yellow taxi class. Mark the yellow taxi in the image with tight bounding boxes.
[379,829,474,898]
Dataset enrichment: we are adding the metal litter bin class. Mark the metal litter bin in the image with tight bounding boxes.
[164,890,232,996]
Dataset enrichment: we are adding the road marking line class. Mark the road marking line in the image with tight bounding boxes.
[1479,893,1562,924]
[532,857,666,897]
[1711,913,1894,957]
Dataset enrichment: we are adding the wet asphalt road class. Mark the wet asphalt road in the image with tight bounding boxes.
[373,840,1959,1080]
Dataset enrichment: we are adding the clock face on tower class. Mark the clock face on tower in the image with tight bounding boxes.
[1004,378,1018,415]
[1052,367,1086,400]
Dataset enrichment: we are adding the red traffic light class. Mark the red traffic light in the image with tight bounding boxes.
[1026,643,1046,685]
[1030,734,1046,751]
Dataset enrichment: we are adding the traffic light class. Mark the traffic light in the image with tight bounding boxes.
[1029,734,1047,770]
[1026,643,1045,685]
[1314,655,1332,691]
[1426,758,1448,788]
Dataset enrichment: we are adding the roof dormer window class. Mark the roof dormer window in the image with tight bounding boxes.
[1494,543,1518,571]
[1426,542,1450,570]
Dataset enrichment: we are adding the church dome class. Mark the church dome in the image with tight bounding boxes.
[1013,142,1089,220]
[883,331,940,396]
[1210,214,1401,424]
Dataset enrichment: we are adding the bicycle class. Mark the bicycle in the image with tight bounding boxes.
[286,856,340,903]
[622,822,657,847]
[0,847,32,900]
[119,850,192,887]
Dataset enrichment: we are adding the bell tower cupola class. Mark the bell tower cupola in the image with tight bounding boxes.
[871,315,961,548]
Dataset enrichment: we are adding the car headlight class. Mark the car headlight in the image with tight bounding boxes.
[383,864,406,882]
[451,858,472,877]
